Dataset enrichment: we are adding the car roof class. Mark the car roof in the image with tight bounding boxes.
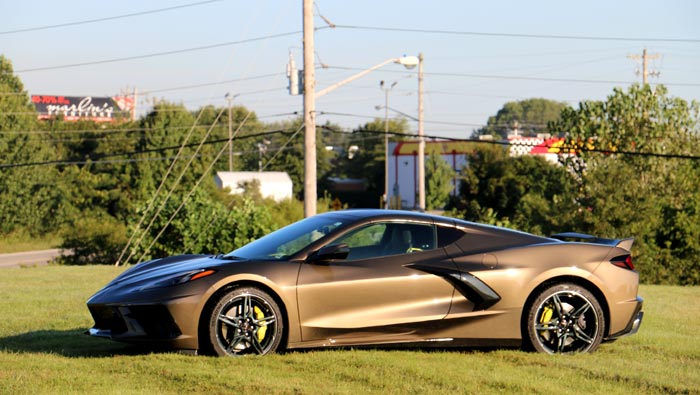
[319,209,557,243]
[318,209,454,224]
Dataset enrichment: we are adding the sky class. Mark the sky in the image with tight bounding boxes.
[1,0,699,139]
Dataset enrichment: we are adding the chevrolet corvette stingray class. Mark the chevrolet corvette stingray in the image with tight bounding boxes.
[86,209,643,355]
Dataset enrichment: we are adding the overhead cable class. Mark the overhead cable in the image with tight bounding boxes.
[16,31,301,73]
[332,24,700,43]
[0,0,224,35]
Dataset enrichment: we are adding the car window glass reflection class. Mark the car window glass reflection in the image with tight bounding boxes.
[227,216,346,260]
[331,222,436,260]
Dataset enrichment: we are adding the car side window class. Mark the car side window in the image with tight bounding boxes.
[337,223,387,249]
[331,222,436,260]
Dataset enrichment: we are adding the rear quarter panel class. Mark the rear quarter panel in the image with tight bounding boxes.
[450,243,623,339]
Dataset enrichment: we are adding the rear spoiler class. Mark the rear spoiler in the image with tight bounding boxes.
[551,232,634,252]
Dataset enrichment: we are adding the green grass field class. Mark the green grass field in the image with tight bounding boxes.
[1,266,698,394]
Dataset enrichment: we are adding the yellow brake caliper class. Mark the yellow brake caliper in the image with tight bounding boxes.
[540,306,553,324]
[539,306,553,337]
[254,306,267,342]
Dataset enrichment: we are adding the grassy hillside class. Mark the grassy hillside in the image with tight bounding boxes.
[0,266,698,394]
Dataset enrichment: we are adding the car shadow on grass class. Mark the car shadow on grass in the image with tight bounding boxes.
[0,328,166,358]
[0,328,523,358]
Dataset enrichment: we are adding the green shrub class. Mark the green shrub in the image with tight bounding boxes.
[57,215,127,265]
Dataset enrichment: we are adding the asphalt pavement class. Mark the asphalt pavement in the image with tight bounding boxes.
[0,249,63,268]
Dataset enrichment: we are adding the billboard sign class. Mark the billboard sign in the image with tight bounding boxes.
[31,95,131,122]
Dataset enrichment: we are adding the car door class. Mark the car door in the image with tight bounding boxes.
[296,221,457,343]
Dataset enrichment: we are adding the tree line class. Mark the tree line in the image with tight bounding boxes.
[1,55,698,284]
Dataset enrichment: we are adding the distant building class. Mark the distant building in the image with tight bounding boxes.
[388,140,476,209]
[214,171,293,202]
[388,137,570,209]
[508,135,568,164]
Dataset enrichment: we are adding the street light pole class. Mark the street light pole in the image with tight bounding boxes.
[417,53,425,211]
[381,80,397,209]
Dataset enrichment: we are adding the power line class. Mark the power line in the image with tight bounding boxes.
[15,31,301,73]
[0,110,300,134]
[0,124,224,135]
[332,24,700,44]
[319,125,700,161]
[319,110,572,129]
[142,73,284,94]
[323,65,700,87]
[318,111,486,128]
[0,0,225,35]
[0,129,292,169]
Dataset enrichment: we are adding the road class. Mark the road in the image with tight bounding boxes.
[0,249,63,268]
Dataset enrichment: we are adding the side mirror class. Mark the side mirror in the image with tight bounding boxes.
[307,243,350,263]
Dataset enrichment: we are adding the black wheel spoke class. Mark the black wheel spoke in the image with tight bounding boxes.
[573,325,594,344]
[250,335,265,354]
[552,294,565,316]
[218,314,239,328]
[571,302,591,320]
[243,294,253,317]
[557,332,569,353]
[535,322,557,331]
[253,315,277,327]
[226,334,247,353]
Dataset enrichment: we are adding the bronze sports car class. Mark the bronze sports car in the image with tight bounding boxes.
[87,209,643,355]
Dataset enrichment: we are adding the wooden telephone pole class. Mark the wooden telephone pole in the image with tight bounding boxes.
[302,0,316,217]
[627,48,660,84]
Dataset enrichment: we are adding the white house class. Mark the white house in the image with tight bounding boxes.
[214,171,293,202]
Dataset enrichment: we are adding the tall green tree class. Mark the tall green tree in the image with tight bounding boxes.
[343,118,410,207]
[0,56,63,236]
[474,98,568,139]
[425,150,455,210]
[448,144,578,236]
[550,84,700,284]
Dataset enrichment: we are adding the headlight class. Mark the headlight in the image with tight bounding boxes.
[139,269,217,291]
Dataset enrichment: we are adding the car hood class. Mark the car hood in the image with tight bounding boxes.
[89,254,242,302]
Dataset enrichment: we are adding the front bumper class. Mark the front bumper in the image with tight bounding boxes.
[87,304,182,341]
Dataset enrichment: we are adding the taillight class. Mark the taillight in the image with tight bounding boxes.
[611,255,635,270]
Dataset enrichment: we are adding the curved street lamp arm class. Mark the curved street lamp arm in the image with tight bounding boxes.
[316,58,400,98]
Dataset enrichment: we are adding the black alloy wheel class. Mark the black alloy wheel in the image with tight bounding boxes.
[525,283,605,354]
[208,287,283,356]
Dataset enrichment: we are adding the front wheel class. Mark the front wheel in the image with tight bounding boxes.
[207,287,284,356]
[524,283,605,354]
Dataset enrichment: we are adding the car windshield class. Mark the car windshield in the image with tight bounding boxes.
[225,214,348,260]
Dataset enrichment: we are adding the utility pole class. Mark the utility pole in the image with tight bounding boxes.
[225,93,238,172]
[627,48,660,84]
[303,0,316,217]
[417,53,425,212]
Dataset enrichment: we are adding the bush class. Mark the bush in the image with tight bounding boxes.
[57,215,127,265]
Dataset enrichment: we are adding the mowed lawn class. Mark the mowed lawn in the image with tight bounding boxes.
[0,266,698,395]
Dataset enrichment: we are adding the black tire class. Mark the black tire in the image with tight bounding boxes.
[207,286,283,356]
[524,283,605,354]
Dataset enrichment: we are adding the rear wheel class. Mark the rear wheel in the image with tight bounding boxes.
[207,287,283,356]
[524,283,605,354]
